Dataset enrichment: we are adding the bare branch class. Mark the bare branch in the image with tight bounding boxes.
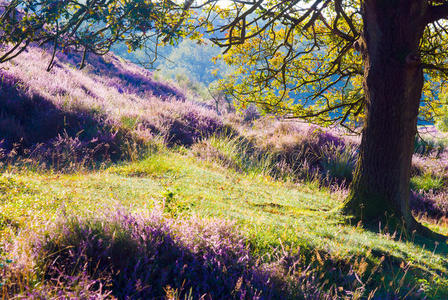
[426,2,448,24]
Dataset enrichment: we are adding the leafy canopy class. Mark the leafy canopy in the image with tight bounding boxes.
[2,0,448,129]
[0,0,199,69]
[206,0,448,130]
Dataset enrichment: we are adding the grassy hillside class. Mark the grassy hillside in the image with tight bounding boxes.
[1,149,448,298]
[1,46,448,299]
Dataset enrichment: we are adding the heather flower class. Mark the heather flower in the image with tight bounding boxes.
[30,209,281,299]
[0,46,224,169]
[1,208,423,299]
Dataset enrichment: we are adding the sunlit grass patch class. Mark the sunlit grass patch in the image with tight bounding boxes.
[411,173,444,193]
[0,150,447,298]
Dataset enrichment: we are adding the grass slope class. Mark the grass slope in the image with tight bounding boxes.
[1,44,448,298]
[1,148,447,298]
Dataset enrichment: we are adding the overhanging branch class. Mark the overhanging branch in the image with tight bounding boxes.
[426,2,448,24]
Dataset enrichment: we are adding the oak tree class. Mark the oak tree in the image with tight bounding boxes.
[204,0,448,234]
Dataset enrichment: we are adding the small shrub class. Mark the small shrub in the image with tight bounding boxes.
[414,136,445,156]
[120,115,139,130]
[192,135,275,175]
[191,139,242,171]
[320,143,357,184]
[435,107,448,133]
[163,109,226,147]
[242,105,261,123]
[24,128,146,171]
[410,173,444,193]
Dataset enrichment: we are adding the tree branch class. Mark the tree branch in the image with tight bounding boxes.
[426,2,448,24]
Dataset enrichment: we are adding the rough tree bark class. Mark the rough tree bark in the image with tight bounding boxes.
[343,0,429,230]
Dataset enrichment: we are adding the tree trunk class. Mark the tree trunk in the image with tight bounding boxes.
[343,0,428,229]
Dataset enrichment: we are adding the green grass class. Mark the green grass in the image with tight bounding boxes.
[411,173,444,192]
[1,149,448,298]
[192,135,277,175]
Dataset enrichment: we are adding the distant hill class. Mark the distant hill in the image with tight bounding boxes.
[112,38,233,101]
[0,46,225,165]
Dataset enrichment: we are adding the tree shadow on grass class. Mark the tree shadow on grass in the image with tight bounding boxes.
[359,213,448,259]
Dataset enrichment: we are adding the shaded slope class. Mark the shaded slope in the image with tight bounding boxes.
[0,46,225,166]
